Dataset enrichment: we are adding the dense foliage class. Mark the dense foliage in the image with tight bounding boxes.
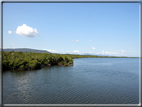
[2,51,73,70]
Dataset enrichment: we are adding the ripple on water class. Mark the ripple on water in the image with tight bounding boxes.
[3,58,139,104]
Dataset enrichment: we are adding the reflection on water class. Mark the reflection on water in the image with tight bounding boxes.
[3,58,139,104]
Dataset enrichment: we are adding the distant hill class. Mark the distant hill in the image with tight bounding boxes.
[2,48,50,53]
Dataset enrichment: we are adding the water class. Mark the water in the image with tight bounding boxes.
[3,58,139,104]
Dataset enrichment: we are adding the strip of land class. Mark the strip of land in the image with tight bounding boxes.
[2,51,138,71]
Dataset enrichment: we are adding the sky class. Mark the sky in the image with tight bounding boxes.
[3,3,140,57]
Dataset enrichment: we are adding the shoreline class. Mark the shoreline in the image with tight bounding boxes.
[2,51,138,71]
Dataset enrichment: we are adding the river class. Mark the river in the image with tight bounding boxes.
[3,58,139,104]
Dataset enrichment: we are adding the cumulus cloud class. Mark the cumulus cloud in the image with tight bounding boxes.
[89,40,91,42]
[73,50,79,53]
[92,47,96,49]
[16,24,38,37]
[76,40,79,42]
[8,31,12,34]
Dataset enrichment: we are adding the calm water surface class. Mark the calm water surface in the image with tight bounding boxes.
[3,58,139,104]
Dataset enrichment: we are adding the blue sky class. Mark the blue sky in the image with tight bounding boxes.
[3,3,139,56]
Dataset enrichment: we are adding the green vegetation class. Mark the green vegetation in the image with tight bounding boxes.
[2,51,138,71]
[2,51,73,71]
[62,54,138,59]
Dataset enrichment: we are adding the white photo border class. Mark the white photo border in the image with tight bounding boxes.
[1,0,141,106]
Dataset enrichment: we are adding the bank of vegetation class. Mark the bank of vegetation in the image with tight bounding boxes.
[62,54,138,58]
[2,51,138,71]
[2,51,73,71]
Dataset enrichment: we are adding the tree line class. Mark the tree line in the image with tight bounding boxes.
[2,51,137,71]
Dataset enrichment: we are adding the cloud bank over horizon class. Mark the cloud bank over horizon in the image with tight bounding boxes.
[15,24,38,37]
[73,50,79,53]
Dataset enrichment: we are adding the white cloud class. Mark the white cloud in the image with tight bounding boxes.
[8,31,12,34]
[73,50,79,53]
[92,47,96,49]
[120,50,125,52]
[47,49,57,53]
[43,49,48,51]
[12,44,15,46]
[95,50,118,55]
[102,50,105,54]
[71,40,74,41]
[89,40,91,42]
[96,49,134,56]
[43,49,57,53]
[76,40,79,42]
[16,24,38,37]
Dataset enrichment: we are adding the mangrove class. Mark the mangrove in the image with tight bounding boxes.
[2,51,73,71]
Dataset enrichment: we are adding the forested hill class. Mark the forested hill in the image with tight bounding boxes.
[3,48,50,53]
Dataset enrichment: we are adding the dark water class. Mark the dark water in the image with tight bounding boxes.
[3,58,139,104]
